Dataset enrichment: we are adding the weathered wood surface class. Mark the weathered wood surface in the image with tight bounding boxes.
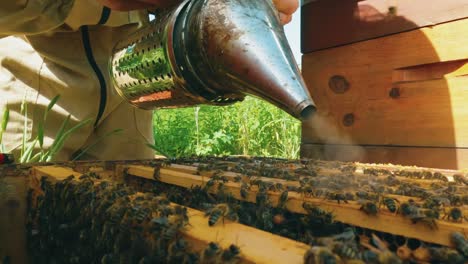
[0,175,28,264]
[301,144,468,170]
[124,165,467,247]
[301,0,468,52]
[32,165,310,264]
[301,18,468,169]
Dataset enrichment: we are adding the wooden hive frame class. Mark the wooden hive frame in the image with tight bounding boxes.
[119,163,467,247]
[28,165,310,264]
[1,158,467,263]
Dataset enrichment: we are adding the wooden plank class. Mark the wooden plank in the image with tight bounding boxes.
[301,143,468,170]
[301,18,468,166]
[301,0,468,52]
[0,175,28,264]
[33,166,310,264]
[125,165,467,247]
[182,208,309,264]
[167,163,456,190]
[32,166,82,181]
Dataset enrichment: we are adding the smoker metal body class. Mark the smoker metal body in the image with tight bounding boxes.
[111,0,315,120]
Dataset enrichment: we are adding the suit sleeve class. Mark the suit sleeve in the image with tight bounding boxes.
[0,1,78,35]
[0,0,112,35]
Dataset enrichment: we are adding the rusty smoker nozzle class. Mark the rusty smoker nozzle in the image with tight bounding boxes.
[179,0,316,120]
[111,0,316,120]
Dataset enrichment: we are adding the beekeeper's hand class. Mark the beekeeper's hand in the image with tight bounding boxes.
[96,0,181,11]
[274,0,299,25]
[97,0,298,25]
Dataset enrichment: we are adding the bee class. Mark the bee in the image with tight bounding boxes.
[453,174,468,185]
[167,238,190,263]
[302,202,334,224]
[433,172,449,182]
[303,246,341,264]
[450,232,468,258]
[401,200,438,228]
[205,203,238,226]
[277,190,289,209]
[429,247,465,264]
[355,191,379,202]
[174,205,189,224]
[294,167,317,177]
[260,209,274,231]
[240,182,250,200]
[219,244,241,264]
[152,168,160,181]
[362,234,402,264]
[379,196,400,213]
[286,185,300,192]
[361,250,379,263]
[163,220,183,240]
[204,178,215,190]
[443,207,466,222]
[232,175,242,183]
[150,217,169,232]
[268,182,284,192]
[359,200,378,215]
[256,187,270,206]
[325,192,348,204]
[328,241,360,260]
[200,242,222,263]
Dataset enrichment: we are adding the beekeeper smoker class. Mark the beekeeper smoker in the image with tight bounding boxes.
[0,0,298,161]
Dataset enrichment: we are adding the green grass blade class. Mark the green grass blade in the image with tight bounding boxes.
[39,95,61,149]
[46,118,92,162]
[40,114,71,161]
[20,138,37,163]
[0,106,9,145]
[71,128,123,161]
[21,100,28,158]
[46,95,60,114]
[28,152,42,163]
[37,122,44,149]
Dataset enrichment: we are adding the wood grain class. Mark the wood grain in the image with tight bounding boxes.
[301,18,468,168]
[301,0,468,52]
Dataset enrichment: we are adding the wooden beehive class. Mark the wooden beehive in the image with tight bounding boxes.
[300,0,468,169]
[1,158,467,263]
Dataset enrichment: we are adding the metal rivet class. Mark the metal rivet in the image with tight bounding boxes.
[343,113,355,127]
[389,87,400,98]
[329,75,350,94]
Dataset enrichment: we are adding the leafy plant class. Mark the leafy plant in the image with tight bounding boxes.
[19,95,92,163]
[152,96,301,159]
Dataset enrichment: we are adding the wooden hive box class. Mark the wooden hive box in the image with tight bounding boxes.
[300,0,468,169]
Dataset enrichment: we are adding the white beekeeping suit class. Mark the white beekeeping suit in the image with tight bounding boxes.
[0,0,155,161]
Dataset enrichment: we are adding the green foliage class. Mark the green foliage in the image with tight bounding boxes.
[152,96,301,159]
[0,105,9,152]
[19,95,93,163]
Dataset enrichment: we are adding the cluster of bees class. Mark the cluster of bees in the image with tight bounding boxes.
[27,174,242,264]
[193,156,468,229]
[25,156,468,264]
[166,156,468,263]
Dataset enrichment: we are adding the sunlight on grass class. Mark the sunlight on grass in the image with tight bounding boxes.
[152,96,301,159]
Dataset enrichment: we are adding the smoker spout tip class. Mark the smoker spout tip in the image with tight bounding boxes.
[300,105,316,121]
